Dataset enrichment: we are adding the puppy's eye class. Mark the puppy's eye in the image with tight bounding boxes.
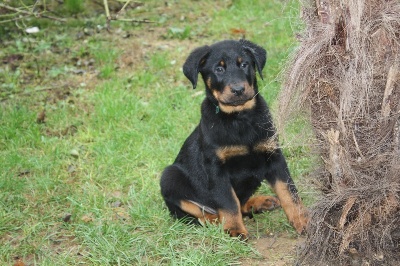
[240,62,248,68]
[215,66,225,73]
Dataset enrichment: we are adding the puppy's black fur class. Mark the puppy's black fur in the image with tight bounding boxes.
[160,40,307,238]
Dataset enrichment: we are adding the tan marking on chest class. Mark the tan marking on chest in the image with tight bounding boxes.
[216,145,249,163]
[253,138,278,153]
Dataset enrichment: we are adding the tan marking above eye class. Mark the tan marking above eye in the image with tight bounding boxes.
[216,145,249,163]
[237,57,243,64]
[220,60,225,66]
[253,137,278,153]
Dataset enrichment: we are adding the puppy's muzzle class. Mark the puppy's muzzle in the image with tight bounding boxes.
[230,84,245,96]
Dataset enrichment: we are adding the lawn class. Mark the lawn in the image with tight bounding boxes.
[0,1,313,265]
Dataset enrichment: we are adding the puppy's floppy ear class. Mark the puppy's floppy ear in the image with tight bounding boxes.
[183,45,211,89]
[240,39,267,80]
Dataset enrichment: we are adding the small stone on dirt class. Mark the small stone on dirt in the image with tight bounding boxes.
[63,213,72,222]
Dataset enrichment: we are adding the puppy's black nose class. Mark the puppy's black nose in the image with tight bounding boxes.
[231,85,245,96]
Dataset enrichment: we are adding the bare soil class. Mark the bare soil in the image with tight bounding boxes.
[243,234,304,265]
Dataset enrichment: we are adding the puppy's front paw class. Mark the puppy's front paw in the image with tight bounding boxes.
[291,209,309,235]
[242,195,281,215]
[227,228,249,241]
[256,196,281,212]
[219,210,249,241]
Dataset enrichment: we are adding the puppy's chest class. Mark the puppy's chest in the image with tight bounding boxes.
[215,137,278,163]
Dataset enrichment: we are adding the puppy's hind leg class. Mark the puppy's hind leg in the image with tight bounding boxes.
[160,165,217,223]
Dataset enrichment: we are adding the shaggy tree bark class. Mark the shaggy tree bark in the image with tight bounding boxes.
[279,0,400,265]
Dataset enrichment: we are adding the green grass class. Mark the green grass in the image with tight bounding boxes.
[0,0,313,265]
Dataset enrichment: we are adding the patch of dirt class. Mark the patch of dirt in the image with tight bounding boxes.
[242,234,305,266]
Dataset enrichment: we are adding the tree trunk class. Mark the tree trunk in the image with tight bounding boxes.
[279,0,400,264]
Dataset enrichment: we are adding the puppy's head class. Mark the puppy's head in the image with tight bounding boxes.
[183,40,267,113]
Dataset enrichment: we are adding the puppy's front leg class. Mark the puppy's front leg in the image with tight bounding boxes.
[265,151,309,234]
[272,179,308,234]
[217,188,248,240]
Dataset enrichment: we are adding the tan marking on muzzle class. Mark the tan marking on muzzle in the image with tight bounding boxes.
[218,98,256,114]
[211,82,257,113]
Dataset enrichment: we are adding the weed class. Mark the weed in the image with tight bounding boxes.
[64,0,84,14]
[166,26,192,40]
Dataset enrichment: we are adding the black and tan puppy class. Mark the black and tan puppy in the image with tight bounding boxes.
[160,40,308,239]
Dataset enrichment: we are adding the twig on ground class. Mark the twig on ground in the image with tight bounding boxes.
[0,3,66,23]
[1,86,66,102]
[102,0,154,31]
